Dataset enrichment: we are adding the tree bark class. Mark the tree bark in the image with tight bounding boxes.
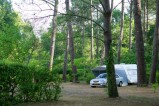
[49,0,58,71]
[143,1,146,39]
[129,0,133,50]
[146,0,149,35]
[82,22,85,57]
[65,0,78,83]
[149,0,159,84]
[100,46,105,65]
[63,31,69,82]
[90,0,94,60]
[96,6,99,59]
[103,0,118,97]
[133,0,147,86]
[117,0,125,63]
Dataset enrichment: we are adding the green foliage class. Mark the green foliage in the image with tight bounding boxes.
[74,57,97,82]
[0,62,62,105]
[119,48,136,64]
[152,83,158,93]
[85,73,95,84]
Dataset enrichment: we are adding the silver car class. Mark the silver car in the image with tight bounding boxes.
[90,73,123,87]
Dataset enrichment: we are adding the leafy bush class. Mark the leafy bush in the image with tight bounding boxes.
[85,73,95,84]
[0,62,62,105]
[152,83,158,93]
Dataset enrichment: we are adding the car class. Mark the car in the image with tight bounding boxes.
[90,73,123,88]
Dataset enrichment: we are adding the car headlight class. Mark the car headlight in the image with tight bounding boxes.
[90,80,93,83]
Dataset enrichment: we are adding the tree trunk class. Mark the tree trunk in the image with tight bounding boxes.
[103,0,118,98]
[100,0,113,64]
[82,21,85,57]
[100,46,105,65]
[149,0,159,84]
[49,0,58,71]
[129,0,133,50]
[133,0,147,86]
[96,6,99,59]
[65,0,78,83]
[63,31,69,82]
[110,0,114,21]
[146,0,149,35]
[90,0,94,60]
[143,1,146,39]
[117,0,124,64]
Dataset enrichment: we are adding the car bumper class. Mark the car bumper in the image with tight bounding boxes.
[90,83,106,87]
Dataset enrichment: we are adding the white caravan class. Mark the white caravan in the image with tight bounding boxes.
[92,64,137,86]
[115,64,137,86]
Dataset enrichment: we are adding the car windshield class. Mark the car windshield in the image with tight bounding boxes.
[96,73,107,78]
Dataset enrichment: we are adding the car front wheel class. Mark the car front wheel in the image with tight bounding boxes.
[91,86,96,88]
[118,81,122,87]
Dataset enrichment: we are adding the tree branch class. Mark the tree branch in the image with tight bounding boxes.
[59,12,105,31]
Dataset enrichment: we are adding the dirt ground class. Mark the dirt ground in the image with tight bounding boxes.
[18,82,159,106]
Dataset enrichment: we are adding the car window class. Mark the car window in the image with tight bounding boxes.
[102,74,106,78]
[97,73,107,78]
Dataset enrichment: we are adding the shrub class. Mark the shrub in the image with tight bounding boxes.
[85,73,95,84]
[0,62,62,105]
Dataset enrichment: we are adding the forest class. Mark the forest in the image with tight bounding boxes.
[0,0,159,105]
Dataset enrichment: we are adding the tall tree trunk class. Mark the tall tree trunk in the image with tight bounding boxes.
[96,6,99,59]
[49,0,58,71]
[91,0,94,60]
[82,21,85,57]
[103,0,118,98]
[110,0,114,20]
[100,0,113,64]
[117,0,125,63]
[63,31,69,82]
[65,0,78,83]
[143,1,146,39]
[149,0,159,84]
[129,0,133,50]
[146,0,148,35]
[133,0,147,86]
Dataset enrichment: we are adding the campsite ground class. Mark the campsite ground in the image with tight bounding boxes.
[18,82,159,106]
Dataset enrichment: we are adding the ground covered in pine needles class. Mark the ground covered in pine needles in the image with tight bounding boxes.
[18,82,159,106]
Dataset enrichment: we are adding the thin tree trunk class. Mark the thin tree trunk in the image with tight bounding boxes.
[149,0,159,84]
[146,0,148,35]
[63,31,69,82]
[143,1,146,39]
[110,0,114,20]
[117,0,124,64]
[129,0,133,50]
[82,22,85,56]
[65,0,78,83]
[133,0,147,86]
[91,0,94,60]
[49,0,58,71]
[103,0,119,98]
[96,6,99,59]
